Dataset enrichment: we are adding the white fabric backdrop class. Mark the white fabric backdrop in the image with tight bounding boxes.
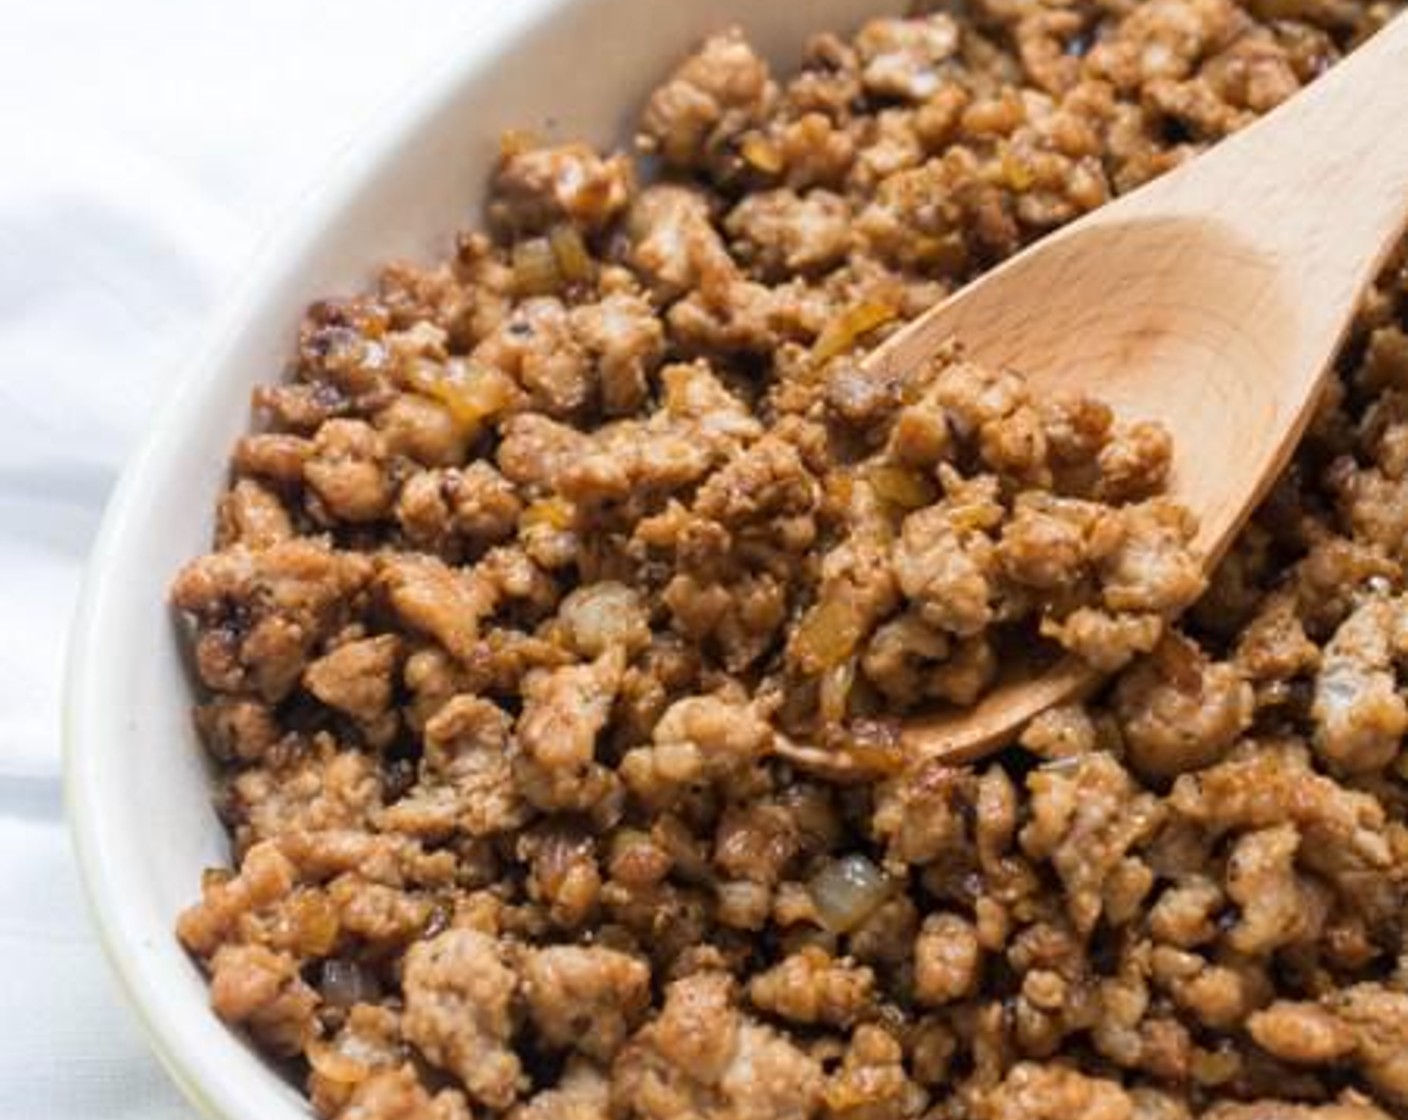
[0,3,501,1115]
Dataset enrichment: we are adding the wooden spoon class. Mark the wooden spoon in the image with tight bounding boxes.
[888,14,1408,765]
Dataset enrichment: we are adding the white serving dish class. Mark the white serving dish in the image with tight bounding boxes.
[63,1,905,1117]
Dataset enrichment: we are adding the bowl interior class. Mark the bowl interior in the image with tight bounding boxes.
[65,0,904,1117]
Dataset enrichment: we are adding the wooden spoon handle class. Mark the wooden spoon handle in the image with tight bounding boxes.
[1119,15,1408,335]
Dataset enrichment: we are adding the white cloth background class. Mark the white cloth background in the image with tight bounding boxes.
[0,3,503,1116]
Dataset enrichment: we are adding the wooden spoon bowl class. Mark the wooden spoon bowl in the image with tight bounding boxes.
[890,14,1408,763]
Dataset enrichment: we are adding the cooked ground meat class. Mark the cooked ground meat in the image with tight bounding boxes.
[401,929,523,1110]
[174,5,1408,1119]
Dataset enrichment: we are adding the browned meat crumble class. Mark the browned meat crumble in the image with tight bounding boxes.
[173,4,1408,1119]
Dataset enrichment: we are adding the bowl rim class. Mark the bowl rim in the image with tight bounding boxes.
[62,3,568,1116]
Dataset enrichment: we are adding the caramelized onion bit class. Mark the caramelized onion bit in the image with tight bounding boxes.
[406,358,518,437]
[812,301,897,364]
[819,658,856,725]
[512,237,563,296]
[910,233,968,274]
[522,496,576,531]
[999,147,1036,192]
[867,465,937,511]
[549,223,594,284]
[306,1040,367,1085]
[279,891,340,957]
[741,133,784,175]
[791,596,867,673]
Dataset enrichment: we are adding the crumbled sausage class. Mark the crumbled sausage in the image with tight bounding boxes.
[378,553,498,662]
[178,841,298,957]
[823,1024,927,1120]
[1148,875,1224,948]
[508,1061,610,1120]
[1223,824,1325,954]
[611,972,824,1120]
[380,695,525,840]
[640,28,776,174]
[854,16,961,102]
[1114,636,1253,778]
[304,635,400,730]
[208,942,318,1058]
[216,479,294,549]
[556,581,650,659]
[1020,753,1163,934]
[517,945,648,1063]
[915,912,982,1007]
[747,946,875,1028]
[725,188,852,279]
[336,1065,472,1120]
[1310,594,1408,772]
[626,184,735,300]
[401,929,523,1109]
[305,419,395,523]
[173,541,373,700]
[490,141,634,235]
[397,462,523,556]
[473,298,592,417]
[973,1062,1134,1120]
[620,693,773,808]
[514,651,623,814]
[568,292,665,415]
[226,739,381,845]
[175,7,1408,1118]
[1247,1002,1357,1065]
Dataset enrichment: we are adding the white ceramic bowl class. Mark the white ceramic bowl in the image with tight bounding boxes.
[64,1,907,1117]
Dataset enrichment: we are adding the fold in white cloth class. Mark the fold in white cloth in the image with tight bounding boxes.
[0,3,497,1115]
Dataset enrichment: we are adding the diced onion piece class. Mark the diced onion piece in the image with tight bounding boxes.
[867,465,936,511]
[549,223,593,284]
[283,891,340,957]
[402,356,445,397]
[741,133,784,175]
[943,488,1006,533]
[824,471,856,510]
[791,596,867,673]
[911,233,968,274]
[819,658,856,725]
[807,854,893,933]
[418,360,519,436]
[1190,1047,1240,1087]
[512,237,562,296]
[319,958,380,1009]
[306,1041,367,1085]
[812,301,897,364]
[522,496,576,531]
[1000,147,1035,192]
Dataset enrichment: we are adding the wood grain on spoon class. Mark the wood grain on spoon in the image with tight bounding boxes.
[894,13,1408,765]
